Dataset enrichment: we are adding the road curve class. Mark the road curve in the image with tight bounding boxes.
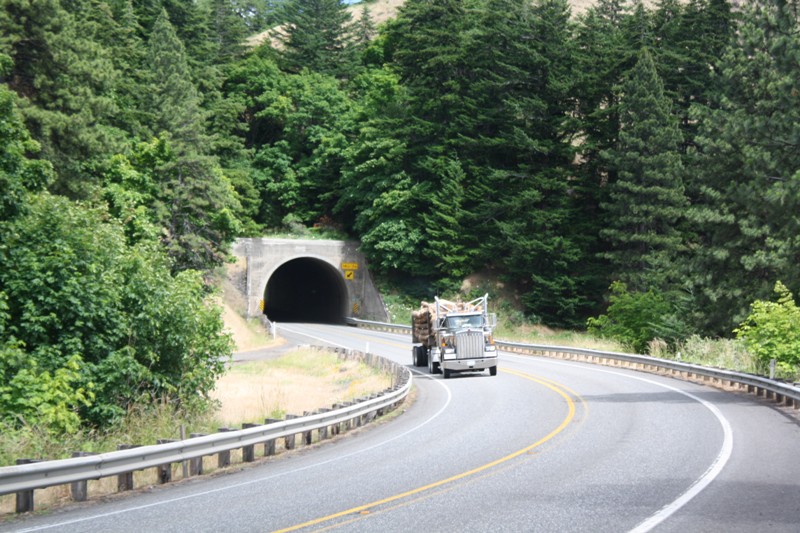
[2,324,799,532]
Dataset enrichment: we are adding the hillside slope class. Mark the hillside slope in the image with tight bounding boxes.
[247,0,657,48]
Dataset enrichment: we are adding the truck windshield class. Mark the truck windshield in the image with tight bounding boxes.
[444,315,483,329]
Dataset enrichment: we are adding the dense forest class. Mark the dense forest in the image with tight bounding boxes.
[1,0,799,431]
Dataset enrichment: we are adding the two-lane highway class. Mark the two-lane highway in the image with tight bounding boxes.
[3,324,799,532]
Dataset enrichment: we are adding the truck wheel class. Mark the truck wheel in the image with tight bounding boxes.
[442,367,451,379]
[418,346,428,366]
[489,365,497,376]
[412,347,419,367]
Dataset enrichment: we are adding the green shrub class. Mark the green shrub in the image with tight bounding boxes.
[587,281,688,354]
[735,281,800,379]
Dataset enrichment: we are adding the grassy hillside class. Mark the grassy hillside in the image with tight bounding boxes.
[247,0,662,48]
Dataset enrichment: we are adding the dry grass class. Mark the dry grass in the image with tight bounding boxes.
[211,349,392,425]
[0,349,393,518]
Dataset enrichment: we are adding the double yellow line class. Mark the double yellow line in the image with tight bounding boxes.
[274,368,580,532]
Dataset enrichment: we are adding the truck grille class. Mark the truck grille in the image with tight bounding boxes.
[455,330,484,359]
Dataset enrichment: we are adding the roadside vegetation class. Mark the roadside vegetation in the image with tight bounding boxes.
[0,348,390,469]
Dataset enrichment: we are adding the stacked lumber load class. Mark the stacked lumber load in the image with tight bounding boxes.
[411,303,433,344]
[411,298,483,345]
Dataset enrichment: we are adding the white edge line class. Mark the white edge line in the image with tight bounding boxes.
[504,352,734,532]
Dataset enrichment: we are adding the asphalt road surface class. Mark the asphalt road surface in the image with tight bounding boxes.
[3,324,799,532]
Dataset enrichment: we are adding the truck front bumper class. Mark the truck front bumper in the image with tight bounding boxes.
[440,355,498,372]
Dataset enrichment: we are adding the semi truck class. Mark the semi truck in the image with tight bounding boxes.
[411,294,498,378]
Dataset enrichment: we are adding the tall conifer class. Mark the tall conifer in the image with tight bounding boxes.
[687,0,800,334]
[145,10,240,273]
[278,0,355,78]
[600,48,687,292]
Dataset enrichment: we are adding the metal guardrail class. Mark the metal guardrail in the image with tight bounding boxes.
[0,348,412,503]
[348,318,800,410]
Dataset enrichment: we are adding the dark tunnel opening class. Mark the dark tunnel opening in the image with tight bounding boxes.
[263,258,348,324]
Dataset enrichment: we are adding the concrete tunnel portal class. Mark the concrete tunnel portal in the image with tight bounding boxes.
[263,257,349,324]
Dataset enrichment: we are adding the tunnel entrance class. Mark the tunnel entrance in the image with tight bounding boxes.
[263,258,348,324]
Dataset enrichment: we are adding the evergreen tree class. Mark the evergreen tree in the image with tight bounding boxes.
[380,0,475,278]
[335,68,429,275]
[146,9,205,148]
[208,0,250,64]
[0,57,53,222]
[572,1,635,243]
[145,11,240,274]
[420,156,469,284]
[600,48,687,292]
[387,0,471,140]
[651,0,734,149]
[278,0,356,78]
[353,4,376,49]
[686,0,800,334]
[0,0,125,197]
[462,0,586,325]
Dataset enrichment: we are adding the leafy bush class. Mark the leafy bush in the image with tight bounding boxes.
[735,281,800,379]
[587,281,688,354]
[0,194,232,431]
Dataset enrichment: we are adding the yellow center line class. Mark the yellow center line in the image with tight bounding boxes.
[273,368,578,533]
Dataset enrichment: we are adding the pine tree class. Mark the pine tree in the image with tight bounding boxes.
[353,4,376,49]
[420,156,469,283]
[380,0,475,279]
[686,0,800,334]
[145,11,240,274]
[461,0,586,325]
[0,0,124,197]
[208,0,250,64]
[146,9,205,150]
[600,48,687,292]
[0,58,54,222]
[651,0,734,150]
[278,0,356,78]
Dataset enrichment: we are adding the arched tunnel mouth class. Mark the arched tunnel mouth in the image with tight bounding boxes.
[263,258,348,324]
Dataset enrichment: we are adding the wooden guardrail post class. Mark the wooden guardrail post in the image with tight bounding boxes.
[284,415,298,450]
[189,434,206,475]
[15,459,38,513]
[156,440,175,483]
[70,452,94,501]
[242,424,258,462]
[332,403,344,434]
[116,445,139,491]
[264,418,279,456]
[318,408,330,440]
[302,412,313,445]
[217,428,232,468]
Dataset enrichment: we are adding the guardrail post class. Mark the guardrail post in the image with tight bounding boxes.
[242,424,258,462]
[365,396,378,424]
[285,415,298,450]
[217,428,232,467]
[15,459,39,513]
[331,404,343,435]
[70,453,93,501]
[116,445,139,491]
[189,434,206,475]
[264,418,279,455]
[318,409,330,440]
[155,440,175,483]
[302,412,313,445]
